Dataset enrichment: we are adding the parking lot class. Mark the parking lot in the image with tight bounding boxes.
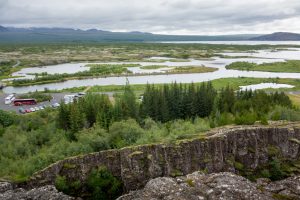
[0,92,115,114]
[0,93,71,113]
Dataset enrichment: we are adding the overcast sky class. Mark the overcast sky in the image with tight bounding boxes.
[1,0,300,35]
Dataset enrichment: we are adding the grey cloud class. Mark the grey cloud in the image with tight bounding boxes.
[0,0,300,34]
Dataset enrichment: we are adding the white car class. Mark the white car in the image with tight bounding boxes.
[34,107,40,111]
[39,106,45,110]
[52,103,60,108]
[30,107,36,112]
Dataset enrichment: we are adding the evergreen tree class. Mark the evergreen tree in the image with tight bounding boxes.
[120,81,138,120]
[69,102,85,135]
[57,101,70,130]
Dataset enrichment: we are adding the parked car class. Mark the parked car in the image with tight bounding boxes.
[30,107,36,112]
[39,106,45,110]
[43,105,50,108]
[34,107,40,111]
[52,103,60,108]
[18,107,26,114]
[25,109,31,113]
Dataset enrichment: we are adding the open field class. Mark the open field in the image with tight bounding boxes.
[226,60,300,73]
[288,93,300,107]
[47,77,300,93]
[168,66,217,73]
[1,43,298,73]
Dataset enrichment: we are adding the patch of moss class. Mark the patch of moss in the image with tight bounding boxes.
[186,179,195,187]
[158,153,165,164]
[289,137,300,145]
[63,163,77,169]
[260,169,271,179]
[267,145,280,157]
[256,185,265,192]
[199,168,209,174]
[226,157,234,166]
[248,147,256,154]
[203,152,212,163]
[12,175,28,183]
[272,193,295,200]
[234,161,245,171]
[147,154,153,160]
[170,169,183,177]
[128,151,143,158]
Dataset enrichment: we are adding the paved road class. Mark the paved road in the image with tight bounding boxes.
[288,91,300,95]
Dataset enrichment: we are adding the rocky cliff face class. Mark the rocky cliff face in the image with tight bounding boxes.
[0,182,77,200]
[25,124,300,193]
[118,172,300,200]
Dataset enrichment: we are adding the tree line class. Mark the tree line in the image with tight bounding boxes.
[57,82,293,135]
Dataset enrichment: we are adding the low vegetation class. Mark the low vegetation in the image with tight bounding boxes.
[140,65,169,69]
[1,43,297,83]
[226,60,300,73]
[0,82,298,184]
[287,93,300,107]
[167,66,217,73]
[51,77,300,96]
[85,64,136,75]
[0,60,17,77]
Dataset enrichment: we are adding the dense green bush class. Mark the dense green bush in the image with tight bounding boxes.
[86,166,123,200]
[108,119,144,148]
[0,83,296,185]
[235,111,257,125]
[0,110,15,127]
[55,175,82,197]
[269,106,300,121]
[55,176,69,194]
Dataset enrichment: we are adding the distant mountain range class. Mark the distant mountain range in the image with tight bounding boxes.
[250,32,300,41]
[0,26,299,43]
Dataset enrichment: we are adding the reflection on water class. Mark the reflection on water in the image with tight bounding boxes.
[240,83,295,91]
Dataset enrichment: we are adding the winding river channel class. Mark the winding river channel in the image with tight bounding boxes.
[3,48,300,94]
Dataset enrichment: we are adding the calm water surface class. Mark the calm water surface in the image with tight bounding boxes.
[240,83,295,91]
[4,47,300,94]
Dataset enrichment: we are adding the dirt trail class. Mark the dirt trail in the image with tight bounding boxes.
[83,86,92,92]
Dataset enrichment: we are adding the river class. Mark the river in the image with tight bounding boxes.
[3,47,300,94]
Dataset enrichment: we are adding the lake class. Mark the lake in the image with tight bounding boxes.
[239,83,295,91]
[3,47,300,94]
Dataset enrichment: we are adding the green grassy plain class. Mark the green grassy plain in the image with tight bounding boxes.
[50,77,300,93]
[226,60,300,73]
